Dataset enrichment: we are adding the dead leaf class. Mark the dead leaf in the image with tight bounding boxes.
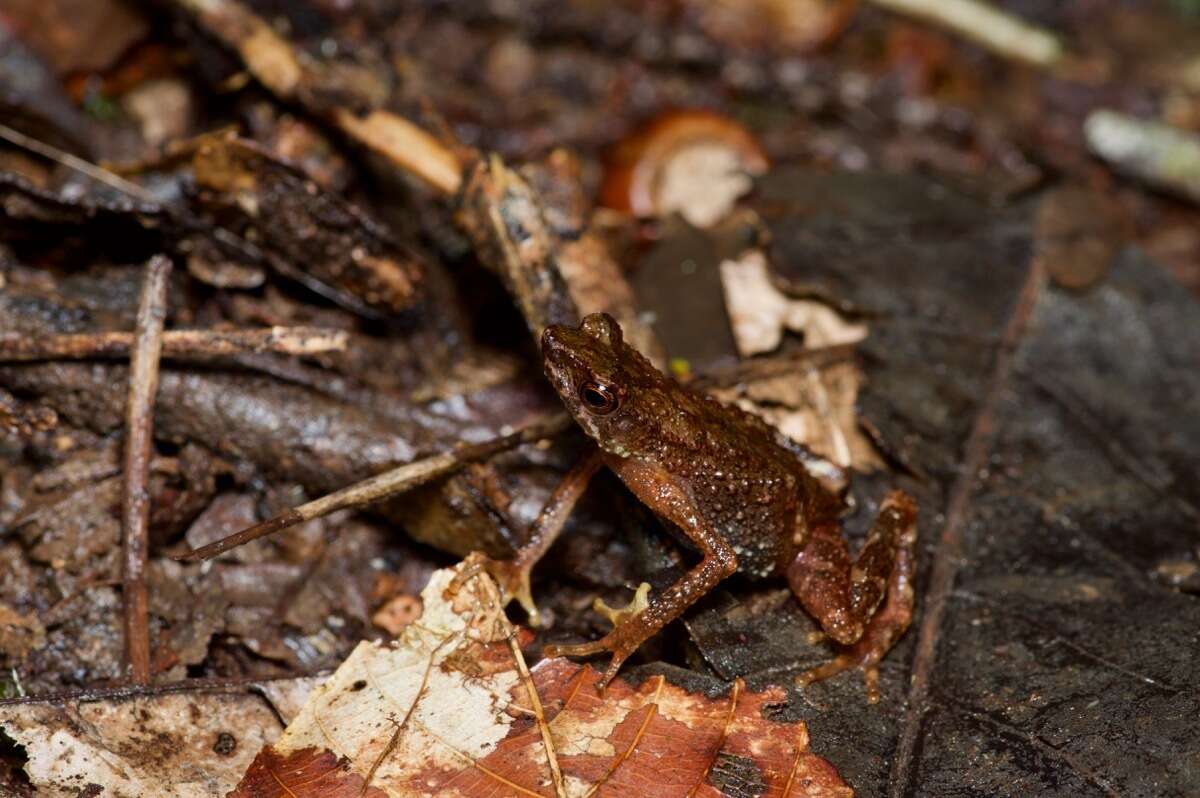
[720,250,866,356]
[712,361,882,472]
[231,558,851,797]
[0,689,290,797]
[231,747,389,798]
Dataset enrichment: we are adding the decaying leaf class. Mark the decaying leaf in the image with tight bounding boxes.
[231,558,851,797]
[714,249,878,472]
[711,361,882,473]
[600,111,770,229]
[0,688,295,797]
[720,251,866,357]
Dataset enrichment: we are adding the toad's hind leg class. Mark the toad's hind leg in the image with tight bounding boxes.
[787,490,918,702]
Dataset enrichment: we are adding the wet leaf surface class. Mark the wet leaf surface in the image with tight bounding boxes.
[678,169,1200,797]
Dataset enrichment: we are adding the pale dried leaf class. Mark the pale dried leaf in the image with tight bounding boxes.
[0,691,285,797]
[657,143,756,228]
[720,250,866,356]
[714,362,883,472]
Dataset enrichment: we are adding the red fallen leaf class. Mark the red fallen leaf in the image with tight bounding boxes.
[228,559,852,797]
[443,660,851,798]
[228,746,389,798]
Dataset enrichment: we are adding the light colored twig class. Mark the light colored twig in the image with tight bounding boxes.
[172,0,463,194]
[0,123,160,203]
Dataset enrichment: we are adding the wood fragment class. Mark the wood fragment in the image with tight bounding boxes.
[173,413,571,562]
[0,326,348,362]
[868,0,1063,67]
[332,108,463,196]
[122,255,173,684]
[171,0,463,194]
[455,154,580,339]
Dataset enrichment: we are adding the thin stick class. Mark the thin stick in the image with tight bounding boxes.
[0,123,161,204]
[0,326,348,362]
[173,413,571,562]
[122,255,173,684]
[495,589,566,797]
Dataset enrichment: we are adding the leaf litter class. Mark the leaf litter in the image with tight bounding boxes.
[229,557,851,798]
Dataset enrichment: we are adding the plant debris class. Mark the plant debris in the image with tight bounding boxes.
[1,1,1198,795]
[231,559,851,798]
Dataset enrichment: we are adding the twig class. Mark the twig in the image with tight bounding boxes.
[0,123,161,203]
[685,679,742,798]
[122,255,173,684]
[0,326,348,362]
[332,108,462,196]
[464,562,567,798]
[173,413,571,562]
[690,342,858,391]
[868,0,1064,68]
[0,672,325,708]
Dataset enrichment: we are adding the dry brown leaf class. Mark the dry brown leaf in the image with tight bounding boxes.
[720,250,866,356]
[230,558,851,797]
[231,747,390,798]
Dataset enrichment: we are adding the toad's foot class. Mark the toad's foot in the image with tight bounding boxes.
[593,582,651,626]
[796,642,887,704]
[476,555,543,627]
[795,581,912,704]
[542,582,653,691]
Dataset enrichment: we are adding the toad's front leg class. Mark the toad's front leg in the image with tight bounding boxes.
[787,490,918,702]
[544,525,737,690]
[545,462,738,690]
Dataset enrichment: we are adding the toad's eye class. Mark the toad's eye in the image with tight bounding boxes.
[579,381,620,415]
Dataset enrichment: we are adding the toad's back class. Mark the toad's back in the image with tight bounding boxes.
[542,311,835,580]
